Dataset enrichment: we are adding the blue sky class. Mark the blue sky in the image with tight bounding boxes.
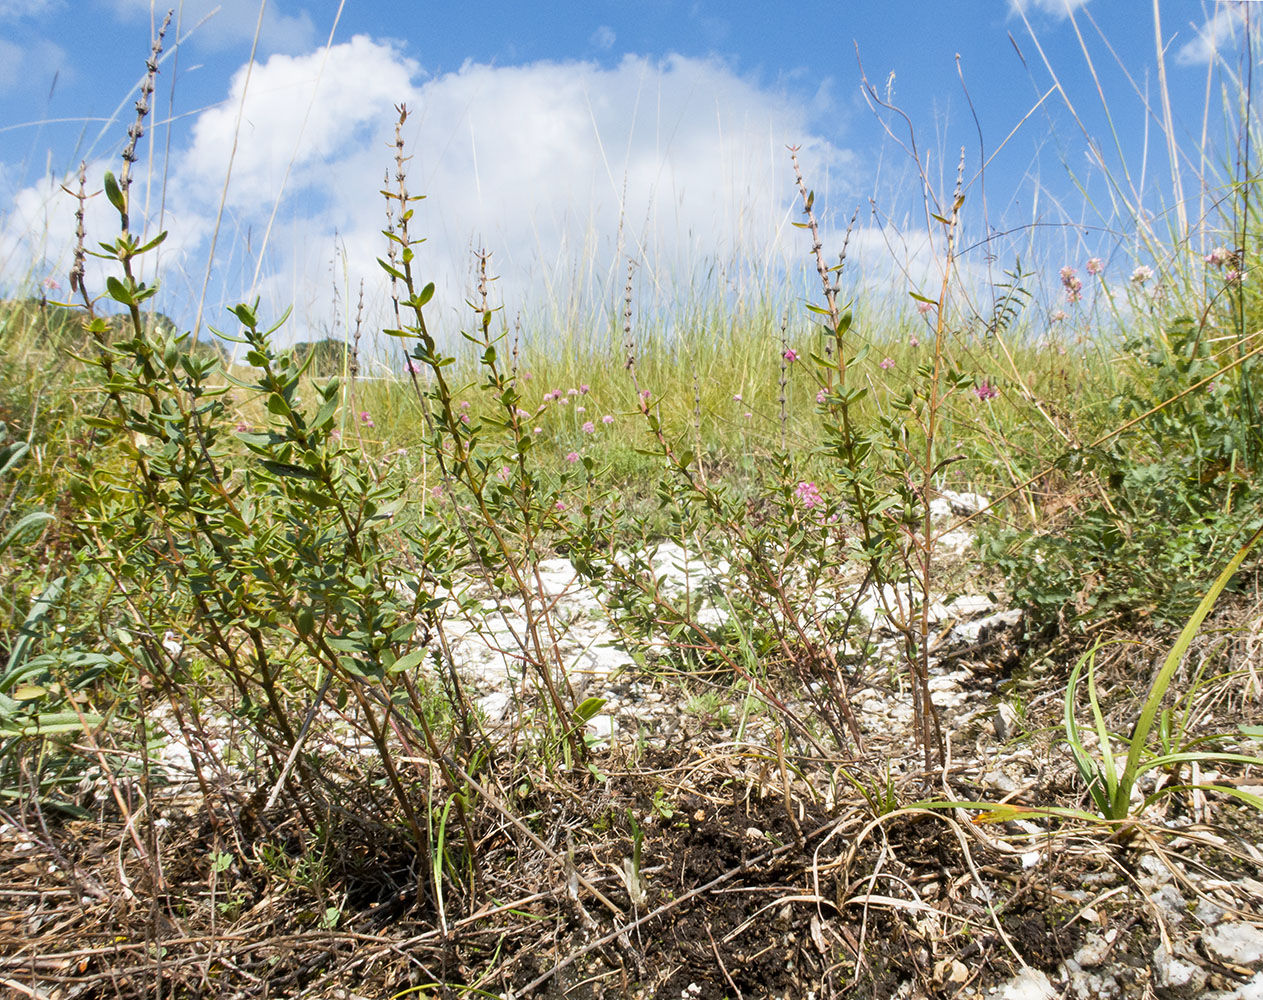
[0,0,1255,347]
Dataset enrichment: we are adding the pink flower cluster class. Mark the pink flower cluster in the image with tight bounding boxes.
[1060,266,1084,303]
[974,382,999,402]
[795,481,823,509]
[1205,247,1242,284]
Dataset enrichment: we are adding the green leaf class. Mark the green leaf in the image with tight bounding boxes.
[0,441,29,476]
[0,511,53,556]
[572,697,606,724]
[134,231,169,255]
[387,649,427,675]
[259,460,320,481]
[103,171,126,214]
[105,276,135,306]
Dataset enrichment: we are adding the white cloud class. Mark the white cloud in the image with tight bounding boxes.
[108,0,317,54]
[0,160,209,296]
[0,37,66,95]
[1008,0,1092,18]
[4,39,857,349]
[1176,5,1247,67]
[590,25,616,51]
[0,0,60,16]
[182,43,852,346]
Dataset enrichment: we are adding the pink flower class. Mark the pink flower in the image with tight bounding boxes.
[534,427,543,434]
[405,360,422,375]
[575,406,585,413]
[795,481,823,509]
[602,414,614,425]
[1050,309,1067,322]
[567,388,580,396]
[880,358,895,370]
[908,336,919,347]
[521,371,533,381]
[582,421,595,433]
[1206,247,1233,268]
[640,389,651,400]
[235,422,251,432]
[359,411,374,427]
[782,349,798,362]
[916,300,935,315]
[579,384,590,394]
[816,388,828,404]
[733,393,742,402]
[1086,257,1103,275]
[565,451,580,463]
[974,382,999,402]
[1060,265,1083,302]
[41,276,61,291]
[1131,265,1153,285]
[554,500,566,511]
[1055,265,1086,300]
[1226,269,1242,285]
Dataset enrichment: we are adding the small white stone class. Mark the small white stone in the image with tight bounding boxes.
[1074,930,1116,968]
[586,714,617,746]
[1204,922,1263,964]
[996,967,1057,1000]
[1152,943,1204,990]
[476,691,511,721]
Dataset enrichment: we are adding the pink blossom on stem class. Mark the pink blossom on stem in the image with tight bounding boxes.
[974,382,999,402]
[1086,257,1103,276]
[795,481,823,509]
[782,348,798,362]
[880,358,895,370]
[565,451,580,463]
[582,421,595,433]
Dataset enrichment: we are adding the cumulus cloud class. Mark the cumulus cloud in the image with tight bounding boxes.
[1176,5,1247,67]
[107,0,317,53]
[3,37,857,349]
[1008,0,1092,18]
[0,160,209,295]
[0,0,60,16]
[0,37,66,95]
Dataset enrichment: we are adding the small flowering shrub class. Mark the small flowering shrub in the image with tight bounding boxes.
[984,303,1263,630]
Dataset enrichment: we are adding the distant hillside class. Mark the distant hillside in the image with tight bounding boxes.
[290,338,350,377]
[1,299,223,361]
